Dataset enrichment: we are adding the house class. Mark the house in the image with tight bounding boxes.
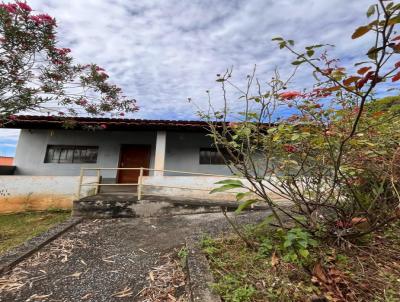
[0,156,15,176]
[0,156,13,166]
[9,115,232,179]
[1,115,243,213]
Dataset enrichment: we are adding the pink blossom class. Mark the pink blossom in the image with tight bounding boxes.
[100,123,107,129]
[54,47,71,56]
[16,2,32,11]
[76,98,87,106]
[279,91,302,100]
[99,72,109,79]
[0,4,17,13]
[51,59,64,65]
[119,112,125,116]
[29,14,55,26]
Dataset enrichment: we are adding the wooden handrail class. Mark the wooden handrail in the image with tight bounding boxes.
[77,167,240,199]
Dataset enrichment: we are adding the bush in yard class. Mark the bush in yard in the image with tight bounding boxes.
[199,0,400,242]
[0,1,137,124]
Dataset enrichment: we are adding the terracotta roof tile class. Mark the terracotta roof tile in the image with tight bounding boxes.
[4,115,212,132]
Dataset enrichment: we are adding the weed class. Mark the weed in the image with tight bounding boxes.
[201,234,218,255]
[212,274,255,302]
[178,246,188,268]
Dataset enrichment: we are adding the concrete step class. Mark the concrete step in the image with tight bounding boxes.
[73,194,270,218]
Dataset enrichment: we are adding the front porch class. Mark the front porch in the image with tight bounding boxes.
[75,166,288,218]
[73,193,271,218]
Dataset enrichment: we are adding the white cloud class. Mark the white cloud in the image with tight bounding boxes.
[0,129,19,155]
[0,143,17,147]
[0,129,20,141]
[26,0,377,120]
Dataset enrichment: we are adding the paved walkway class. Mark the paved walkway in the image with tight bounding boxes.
[1,211,269,302]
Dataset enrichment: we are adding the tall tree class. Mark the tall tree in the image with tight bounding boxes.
[0,1,137,123]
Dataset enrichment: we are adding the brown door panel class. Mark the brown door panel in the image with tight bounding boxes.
[117,145,151,183]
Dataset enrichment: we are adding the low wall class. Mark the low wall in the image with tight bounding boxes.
[141,176,285,202]
[0,166,16,175]
[0,176,97,213]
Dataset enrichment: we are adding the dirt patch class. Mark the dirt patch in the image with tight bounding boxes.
[0,194,72,214]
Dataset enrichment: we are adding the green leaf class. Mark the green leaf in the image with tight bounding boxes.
[291,60,305,66]
[215,179,243,186]
[388,16,400,25]
[309,239,318,247]
[392,3,400,11]
[287,39,294,46]
[283,239,292,248]
[351,25,371,39]
[236,192,252,201]
[272,37,283,41]
[235,199,258,214]
[297,240,308,248]
[367,46,380,60]
[366,4,375,17]
[306,49,315,57]
[291,133,300,141]
[299,249,309,258]
[261,214,276,226]
[354,61,371,66]
[210,184,242,194]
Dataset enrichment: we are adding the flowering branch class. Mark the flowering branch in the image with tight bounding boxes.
[0,1,138,124]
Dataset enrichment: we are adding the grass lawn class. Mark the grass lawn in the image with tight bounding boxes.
[0,210,71,255]
[202,221,400,302]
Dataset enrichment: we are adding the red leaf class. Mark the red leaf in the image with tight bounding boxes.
[356,78,367,89]
[324,86,341,92]
[392,72,400,82]
[393,35,400,41]
[343,76,360,86]
[357,66,372,75]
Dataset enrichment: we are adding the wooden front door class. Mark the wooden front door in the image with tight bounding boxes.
[117,145,151,183]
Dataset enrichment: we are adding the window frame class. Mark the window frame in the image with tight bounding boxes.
[199,148,227,165]
[44,145,99,164]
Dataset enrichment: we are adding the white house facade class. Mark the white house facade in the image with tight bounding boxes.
[12,116,232,179]
[1,116,241,212]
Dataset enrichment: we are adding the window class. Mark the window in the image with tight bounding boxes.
[199,148,226,165]
[44,145,98,163]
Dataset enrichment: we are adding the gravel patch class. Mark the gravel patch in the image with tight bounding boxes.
[0,211,270,302]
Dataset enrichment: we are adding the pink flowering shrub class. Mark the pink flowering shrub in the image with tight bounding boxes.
[0,1,137,123]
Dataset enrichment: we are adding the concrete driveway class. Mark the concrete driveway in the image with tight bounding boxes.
[0,211,269,302]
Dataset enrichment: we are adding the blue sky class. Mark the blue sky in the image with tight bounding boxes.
[0,0,378,156]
